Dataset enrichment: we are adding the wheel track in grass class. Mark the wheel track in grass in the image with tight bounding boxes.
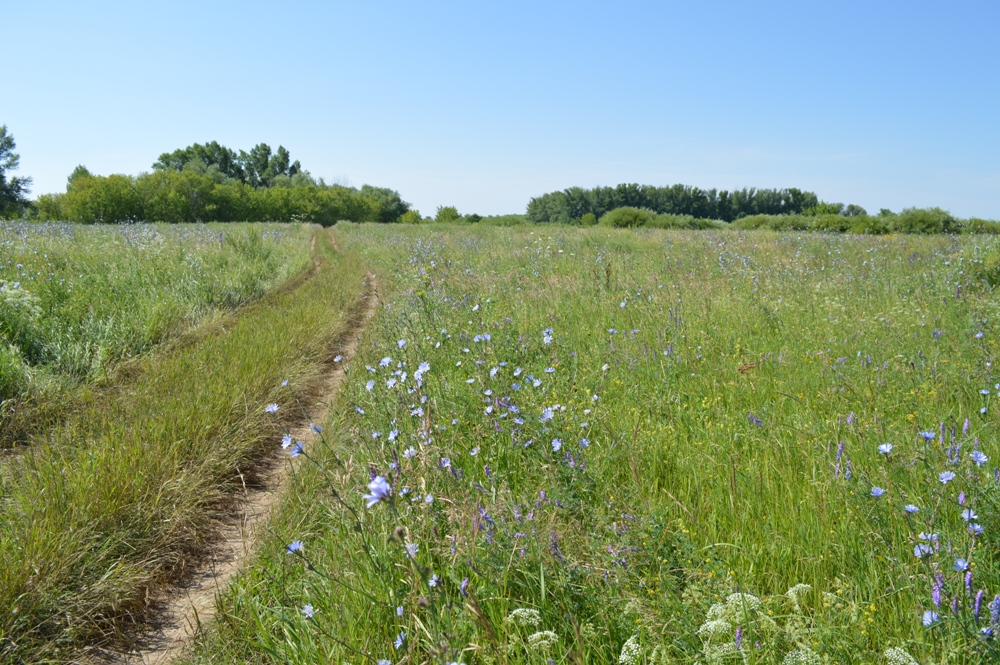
[108,230,378,665]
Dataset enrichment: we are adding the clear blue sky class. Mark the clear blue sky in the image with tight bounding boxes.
[6,1,1000,218]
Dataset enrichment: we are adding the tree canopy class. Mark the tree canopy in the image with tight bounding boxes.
[152,141,302,188]
[0,125,32,215]
[526,183,820,223]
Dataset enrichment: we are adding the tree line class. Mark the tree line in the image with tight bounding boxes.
[2,134,413,224]
[526,183,825,224]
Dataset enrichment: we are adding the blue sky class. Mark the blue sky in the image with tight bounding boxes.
[6,1,1000,218]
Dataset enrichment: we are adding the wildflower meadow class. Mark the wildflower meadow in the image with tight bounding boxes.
[182,225,1000,664]
[4,222,1000,664]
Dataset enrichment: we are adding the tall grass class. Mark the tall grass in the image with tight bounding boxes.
[0,228,366,664]
[188,226,1000,664]
[0,221,312,411]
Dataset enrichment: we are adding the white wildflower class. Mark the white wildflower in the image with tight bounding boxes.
[782,648,821,665]
[618,635,641,665]
[506,608,542,628]
[786,583,812,611]
[697,619,732,642]
[884,647,919,665]
[706,603,728,621]
[704,642,738,664]
[726,593,763,613]
[526,630,558,651]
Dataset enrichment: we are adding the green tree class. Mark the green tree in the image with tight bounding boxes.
[361,185,411,223]
[803,202,845,216]
[435,206,461,223]
[0,126,32,216]
[66,165,92,191]
[153,141,245,182]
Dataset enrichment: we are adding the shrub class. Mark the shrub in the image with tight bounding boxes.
[809,214,853,233]
[891,207,958,234]
[435,206,461,224]
[847,215,889,234]
[580,212,597,227]
[732,214,811,231]
[962,218,1000,234]
[599,206,656,228]
[399,210,422,224]
[480,214,528,226]
[647,213,725,230]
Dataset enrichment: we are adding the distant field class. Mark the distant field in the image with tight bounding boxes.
[0,221,313,444]
[190,226,1000,664]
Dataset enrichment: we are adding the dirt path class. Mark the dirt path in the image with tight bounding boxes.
[112,234,378,665]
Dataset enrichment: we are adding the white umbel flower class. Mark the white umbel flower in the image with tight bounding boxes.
[526,630,558,651]
[618,635,641,665]
[506,608,542,628]
[782,648,821,665]
[884,647,919,665]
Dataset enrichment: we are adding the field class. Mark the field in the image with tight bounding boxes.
[0,223,368,662]
[3,223,1000,664]
[0,222,314,442]
[178,225,1000,665]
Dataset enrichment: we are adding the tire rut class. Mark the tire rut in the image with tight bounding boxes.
[97,234,378,665]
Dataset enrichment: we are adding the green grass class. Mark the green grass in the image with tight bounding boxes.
[0,221,312,413]
[0,227,366,664]
[184,225,1000,665]
[0,221,316,452]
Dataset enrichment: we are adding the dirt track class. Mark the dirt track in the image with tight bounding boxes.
[113,234,377,665]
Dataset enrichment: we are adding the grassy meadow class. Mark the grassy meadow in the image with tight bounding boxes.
[0,221,314,443]
[185,225,1000,665]
[0,225,368,663]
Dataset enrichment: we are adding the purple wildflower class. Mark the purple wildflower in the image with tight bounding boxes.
[363,476,392,508]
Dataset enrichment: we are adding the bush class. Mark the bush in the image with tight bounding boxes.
[480,214,528,226]
[962,218,1000,234]
[579,212,597,226]
[647,213,725,230]
[732,214,811,231]
[847,216,889,234]
[891,207,958,234]
[435,206,461,224]
[399,210,422,224]
[599,206,656,228]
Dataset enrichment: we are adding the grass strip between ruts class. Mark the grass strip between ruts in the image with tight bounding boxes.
[0,227,367,664]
